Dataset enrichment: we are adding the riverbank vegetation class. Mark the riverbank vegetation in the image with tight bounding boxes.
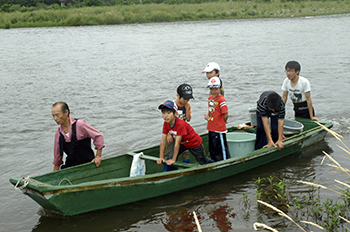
[0,0,349,29]
[244,124,350,231]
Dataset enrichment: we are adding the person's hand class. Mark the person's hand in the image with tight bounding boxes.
[263,141,276,149]
[157,158,165,165]
[311,116,318,121]
[166,133,173,144]
[275,140,284,150]
[53,165,60,172]
[92,156,101,167]
[166,159,175,166]
[204,113,209,121]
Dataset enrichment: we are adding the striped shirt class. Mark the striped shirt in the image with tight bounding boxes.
[256,91,285,119]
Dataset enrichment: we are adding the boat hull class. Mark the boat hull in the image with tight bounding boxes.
[10,119,332,216]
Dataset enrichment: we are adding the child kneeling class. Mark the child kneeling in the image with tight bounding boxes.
[157,100,214,171]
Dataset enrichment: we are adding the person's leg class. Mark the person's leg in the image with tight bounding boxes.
[219,132,230,160]
[163,139,175,160]
[181,150,190,163]
[163,145,175,171]
[210,131,230,161]
[164,144,188,171]
[209,131,224,161]
[167,137,190,163]
[163,142,183,171]
[189,144,215,164]
[208,131,216,161]
[255,111,267,150]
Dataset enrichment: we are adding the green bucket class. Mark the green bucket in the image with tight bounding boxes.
[227,132,256,158]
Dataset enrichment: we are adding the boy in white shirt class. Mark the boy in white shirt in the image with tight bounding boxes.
[281,61,318,120]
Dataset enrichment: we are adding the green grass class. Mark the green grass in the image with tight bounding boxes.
[1,0,350,29]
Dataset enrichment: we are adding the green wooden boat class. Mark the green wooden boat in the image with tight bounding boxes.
[9,118,332,216]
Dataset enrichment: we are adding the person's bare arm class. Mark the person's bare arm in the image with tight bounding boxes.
[157,134,167,165]
[262,117,275,148]
[305,91,318,120]
[282,91,288,103]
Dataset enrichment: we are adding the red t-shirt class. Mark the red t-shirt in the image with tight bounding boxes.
[207,95,228,133]
[162,117,202,148]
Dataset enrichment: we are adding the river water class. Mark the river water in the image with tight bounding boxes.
[1,14,350,231]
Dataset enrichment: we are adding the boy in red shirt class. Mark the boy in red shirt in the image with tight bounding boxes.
[157,100,214,171]
[204,77,230,161]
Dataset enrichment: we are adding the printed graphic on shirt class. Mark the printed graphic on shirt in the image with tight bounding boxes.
[169,130,177,139]
[289,89,303,102]
[177,110,186,120]
[208,99,218,121]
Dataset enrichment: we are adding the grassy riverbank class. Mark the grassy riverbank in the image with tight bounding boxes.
[1,0,349,29]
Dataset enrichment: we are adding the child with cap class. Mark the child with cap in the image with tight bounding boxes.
[202,62,224,96]
[204,77,230,161]
[158,100,214,171]
[165,84,194,163]
[175,83,193,121]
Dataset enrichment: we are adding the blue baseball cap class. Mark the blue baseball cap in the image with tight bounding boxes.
[158,100,177,111]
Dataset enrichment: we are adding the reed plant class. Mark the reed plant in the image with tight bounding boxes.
[252,123,350,231]
[1,0,350,29]
[255,176,290,212]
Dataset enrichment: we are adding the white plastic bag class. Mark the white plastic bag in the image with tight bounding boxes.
[129,152,146,177]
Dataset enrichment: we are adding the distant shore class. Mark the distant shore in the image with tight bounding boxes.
[1,0,349,29]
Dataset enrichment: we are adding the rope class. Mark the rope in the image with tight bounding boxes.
[58,178,73,186]
[14,176,31,190]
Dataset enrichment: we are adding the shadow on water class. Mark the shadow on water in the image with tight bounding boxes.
[31,139,333,232]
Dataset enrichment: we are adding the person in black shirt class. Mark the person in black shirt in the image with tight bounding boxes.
[255,91,285,150]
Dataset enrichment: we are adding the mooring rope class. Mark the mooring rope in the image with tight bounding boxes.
[58,178,73,186]
[14,176,31,190]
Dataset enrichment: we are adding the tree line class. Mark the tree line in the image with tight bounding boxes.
[0,0,226,12]
[6,0,313,13]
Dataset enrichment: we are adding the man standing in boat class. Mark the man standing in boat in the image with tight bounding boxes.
[255,91,285,150]
[51,102,105,171]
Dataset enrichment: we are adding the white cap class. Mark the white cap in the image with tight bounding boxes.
[206,77,222,88]
[202,62,220,73]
